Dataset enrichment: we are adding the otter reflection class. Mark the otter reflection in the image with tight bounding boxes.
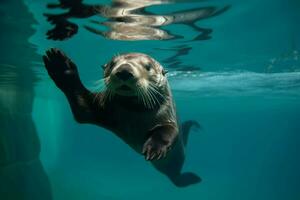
[44,0,229,41]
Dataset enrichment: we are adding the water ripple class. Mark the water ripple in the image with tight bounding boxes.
[43,0,229,41]
[169,71,300,97]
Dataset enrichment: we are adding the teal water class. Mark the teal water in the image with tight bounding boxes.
[1,0,300,199]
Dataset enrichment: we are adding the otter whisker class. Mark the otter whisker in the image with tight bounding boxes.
[152,88,162,105]
[145,86,155,109]
[93,83,107,104]
[98,80,115,107]
[92,77,112,106]
[145,92,153,109]
[92,77,109,92]
[149,84,166,100]
[138,86,148,108]
[148,83,164,108]
[140,85,152,109]
[148,87,161,107]
[141,87,151,109]
[94,77,106,85]
[148,83,166,101]
[146,85,156,109]
[149,83,164,96]
[145,87,156,109]
[137,86,146,108]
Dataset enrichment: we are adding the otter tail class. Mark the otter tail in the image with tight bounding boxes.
[181,120,201,146]
[171,172,202,187]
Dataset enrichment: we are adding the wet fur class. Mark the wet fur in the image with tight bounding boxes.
[43,48,201,187]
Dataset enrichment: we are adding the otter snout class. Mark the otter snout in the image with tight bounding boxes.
[115,64,134,81]
[109,63,139,95]
[105,53,165,97]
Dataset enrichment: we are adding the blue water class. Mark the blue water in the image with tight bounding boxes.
[1,0,300,199]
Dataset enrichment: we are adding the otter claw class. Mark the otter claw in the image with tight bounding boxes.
[142,137,170,161]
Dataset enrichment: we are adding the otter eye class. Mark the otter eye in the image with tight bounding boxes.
[145,64,152,71]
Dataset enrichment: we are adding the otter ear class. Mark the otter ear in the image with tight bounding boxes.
[162,69,168,76]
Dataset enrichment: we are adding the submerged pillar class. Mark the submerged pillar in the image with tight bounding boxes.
[0,1,52,199]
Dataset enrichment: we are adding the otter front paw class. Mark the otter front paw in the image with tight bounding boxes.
[43,48,81,90]
[142,137,171,161]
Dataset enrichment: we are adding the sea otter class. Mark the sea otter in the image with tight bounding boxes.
[42,48,201,187]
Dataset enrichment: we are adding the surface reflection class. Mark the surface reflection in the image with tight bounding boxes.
[155,45,202,71]
[44,0,229,41]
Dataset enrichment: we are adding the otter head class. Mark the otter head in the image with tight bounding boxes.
[102,53,168,108]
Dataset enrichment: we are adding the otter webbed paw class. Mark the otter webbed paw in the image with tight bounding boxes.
[142,137,171,161]
[43,48,81,91]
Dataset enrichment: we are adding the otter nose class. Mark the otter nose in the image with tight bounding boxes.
[115,65,134,81]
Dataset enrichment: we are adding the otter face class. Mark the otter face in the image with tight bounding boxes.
[103,53,167,98]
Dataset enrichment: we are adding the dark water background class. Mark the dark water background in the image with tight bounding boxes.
[1,0,300,199]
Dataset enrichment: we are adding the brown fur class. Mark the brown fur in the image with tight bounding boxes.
[43,48,201,187]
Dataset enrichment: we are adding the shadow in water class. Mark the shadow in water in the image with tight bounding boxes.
[0,1,52,199]
[44,0,230,41]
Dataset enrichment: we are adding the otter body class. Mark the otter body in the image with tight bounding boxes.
[43,48,200,187]
[104,96,175,153]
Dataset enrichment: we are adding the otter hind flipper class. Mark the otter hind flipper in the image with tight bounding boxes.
[181,120,201,146]
[172,172,201,187]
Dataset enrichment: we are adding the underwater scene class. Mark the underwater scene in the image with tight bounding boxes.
[0,0,300,199]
